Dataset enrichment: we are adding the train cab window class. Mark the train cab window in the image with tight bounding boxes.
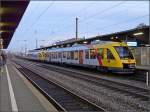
[74,51,78,60]
[114,46,134,59]
[107,49,115,59]
[90,49,96,59]
[71,51,74,60]
[97,48,103,59]
[85,50,89,59]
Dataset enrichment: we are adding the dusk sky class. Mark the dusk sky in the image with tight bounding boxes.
[8,1,149,52]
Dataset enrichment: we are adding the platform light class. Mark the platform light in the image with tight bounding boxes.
[133,32,143,36]
[83,41,87,44]
[111,37,114,40]
[127,42,137,47]
[145,44,150,47]
[96,39,100,41]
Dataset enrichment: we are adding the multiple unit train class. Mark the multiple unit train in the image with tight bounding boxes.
[26,41,136,73]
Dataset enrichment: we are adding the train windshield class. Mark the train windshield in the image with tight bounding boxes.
[114,46,134,59]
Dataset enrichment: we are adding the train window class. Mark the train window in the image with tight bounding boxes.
[51,53,54,59]
[46,52,49,57]
[67,52,71,59]
[58,52,61,58]
[49,52,51,59]
[54,52,57,59]
[55,52,58,59]
[53,53,55,59]
[97,48,103,59]
[74,51,78,60]
[71,51,74,60]
[90,49,96,59]
[107,49,115,59]
[38,54,41,58]
[53,52,55,59]
[63,52,66,58]
[85,50,89,59]
[51,52,52,59]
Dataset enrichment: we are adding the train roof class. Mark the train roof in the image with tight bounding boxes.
[46,41,126,52]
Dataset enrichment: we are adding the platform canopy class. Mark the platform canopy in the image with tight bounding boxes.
[0,1,29,49]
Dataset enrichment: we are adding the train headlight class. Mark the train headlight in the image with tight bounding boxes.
[129,64,135,68]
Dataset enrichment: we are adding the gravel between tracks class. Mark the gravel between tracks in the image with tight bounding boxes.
[14,59,150,112]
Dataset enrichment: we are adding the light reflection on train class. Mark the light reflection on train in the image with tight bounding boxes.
[26,41,136,73]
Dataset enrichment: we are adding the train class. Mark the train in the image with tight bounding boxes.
[26,41,136,73]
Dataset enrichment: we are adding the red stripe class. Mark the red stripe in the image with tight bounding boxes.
[95,49,103,66]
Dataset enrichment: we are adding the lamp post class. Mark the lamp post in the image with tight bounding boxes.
[0,37,3,49]
[76,17,78,40]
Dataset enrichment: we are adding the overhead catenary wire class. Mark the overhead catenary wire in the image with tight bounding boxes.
[50,1,126,37]
[20,1,148,49]
[31,1,55,28]
[22,1,54,39]
[78,14,148,38]
[48,1,97,37]
[30,1,126,40]
[93,14,149,33]
[80,1,126,22]
[16,3,39,39]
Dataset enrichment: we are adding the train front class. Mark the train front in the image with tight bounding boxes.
[114,45,136,73]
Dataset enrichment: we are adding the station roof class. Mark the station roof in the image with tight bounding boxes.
[0,1,29,49]
[35,25,149,50]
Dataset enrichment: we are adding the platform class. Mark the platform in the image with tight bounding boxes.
[0,61,58,112]
[136,65,150,71]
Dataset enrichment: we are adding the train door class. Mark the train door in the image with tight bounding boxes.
[104,49,116,68]
[79,50,83,64]
[84,49,89,65]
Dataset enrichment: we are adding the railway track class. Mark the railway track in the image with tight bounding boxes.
[59,64,148,82]
[14,63,106,112]
[37,63,150,101]
[14,59,150,100]
[12,59,150,111]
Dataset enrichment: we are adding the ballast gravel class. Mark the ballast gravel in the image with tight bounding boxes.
[14,59,150,112]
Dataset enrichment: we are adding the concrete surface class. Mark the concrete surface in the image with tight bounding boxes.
[0,61,58,112]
